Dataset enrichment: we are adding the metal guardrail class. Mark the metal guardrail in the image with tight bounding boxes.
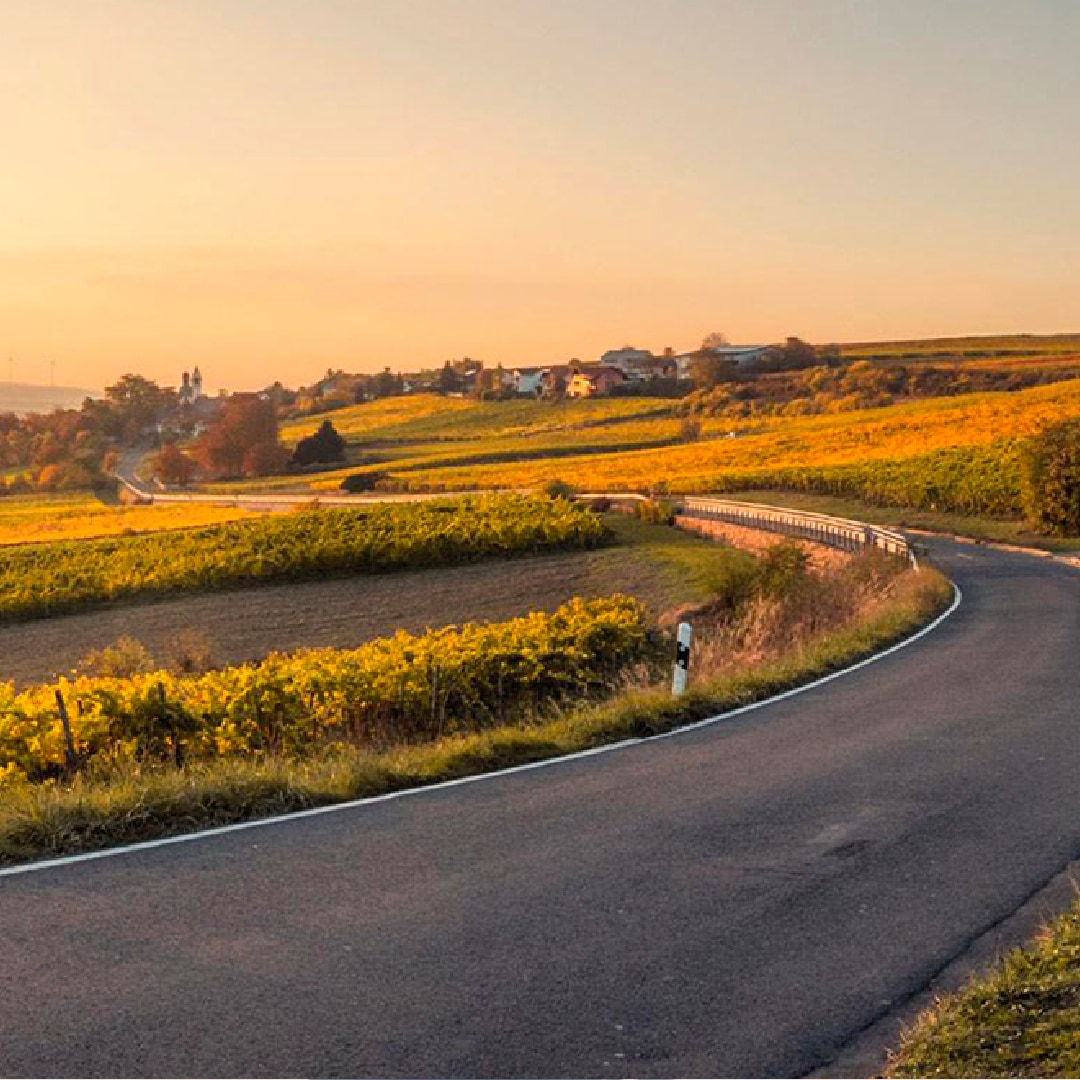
[679,495,917,566]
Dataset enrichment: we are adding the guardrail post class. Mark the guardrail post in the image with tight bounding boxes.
[672,622,692,696]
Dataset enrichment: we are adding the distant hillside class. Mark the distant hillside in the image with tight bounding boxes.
[0,382,98,415]
[840,333,1080,359]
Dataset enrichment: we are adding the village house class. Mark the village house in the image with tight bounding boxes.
[541,365,574,398]
[673,345,773,380]
[599,346,653,371]
[566,365,627,398]
[511,367,546,396]
[598,347,679,382]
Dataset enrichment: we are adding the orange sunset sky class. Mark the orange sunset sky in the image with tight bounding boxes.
[3,0,1080,392]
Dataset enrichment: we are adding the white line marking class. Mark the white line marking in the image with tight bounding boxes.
[0,584,963,880]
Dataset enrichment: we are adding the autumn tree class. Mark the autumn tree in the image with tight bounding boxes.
[374,368,403,397]
[152,442,197,486]
[689,353,738,390]
[438,361,462,394]
[763,337,818,371]
[701,331,730,350]
[197,395,283,478]
[243,439,290,477]
[86,374,175,441]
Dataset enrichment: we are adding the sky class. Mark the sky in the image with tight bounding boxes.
[2,0,1080,392]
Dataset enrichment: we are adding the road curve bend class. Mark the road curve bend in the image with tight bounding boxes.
[3,536,1080,1078]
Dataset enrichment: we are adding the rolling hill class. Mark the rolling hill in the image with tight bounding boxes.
[0,382,98,414]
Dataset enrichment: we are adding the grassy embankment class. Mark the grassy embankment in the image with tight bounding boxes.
[888,905,1080,1077]
[0,538,950,865]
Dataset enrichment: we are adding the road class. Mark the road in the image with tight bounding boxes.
[3,536,1080,1077]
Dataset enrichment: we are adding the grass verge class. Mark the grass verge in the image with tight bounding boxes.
[0,563,951,867]
[887,904,1080,1077]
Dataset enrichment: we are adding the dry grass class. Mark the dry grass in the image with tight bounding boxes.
[692,548,912,677]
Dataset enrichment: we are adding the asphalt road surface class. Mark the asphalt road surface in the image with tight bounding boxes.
[4,536,1080,1078]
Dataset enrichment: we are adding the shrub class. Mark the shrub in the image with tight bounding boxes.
[340,471,386,493]
[635,498,676,525]
[541,479,575,500]
[756,541,811,598]
[161,630,217,675]
[0,596,650,782]
[1019,419,1080,534]
[79,637,158,679]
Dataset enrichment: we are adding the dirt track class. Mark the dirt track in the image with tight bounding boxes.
[0,548,676,688]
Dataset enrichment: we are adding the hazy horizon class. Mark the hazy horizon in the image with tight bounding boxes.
[4,0,1080,391]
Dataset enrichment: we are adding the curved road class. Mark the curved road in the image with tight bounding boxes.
[3,536,1080,1077]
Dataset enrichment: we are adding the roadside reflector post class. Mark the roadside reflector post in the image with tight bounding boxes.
[672,622,692,696]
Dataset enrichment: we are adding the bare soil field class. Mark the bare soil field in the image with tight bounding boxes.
[0,545,693,688]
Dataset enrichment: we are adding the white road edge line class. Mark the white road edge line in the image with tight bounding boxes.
[0,583,963,880]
